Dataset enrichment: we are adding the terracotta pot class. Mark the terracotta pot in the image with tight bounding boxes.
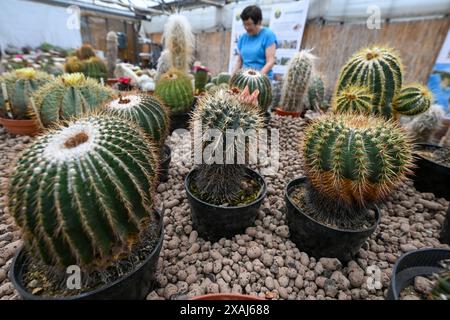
[0,118,42,136]
[190,293,264,300]
[274,107,300,118]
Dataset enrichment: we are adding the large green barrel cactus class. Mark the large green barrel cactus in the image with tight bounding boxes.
[82,57,108,81]
[103,93,170,145]
[336,46,403,118]
[230,68,272,113]
[333,85,373,115]
[280,50,315,113]
[308,75,325,111]
[393,84,432,116]
[32,73,114,127]
[190,87,263,204]
[7,115,159,267]
[303,113,413,208]
[0,68,53,119]
[154,68,194,113]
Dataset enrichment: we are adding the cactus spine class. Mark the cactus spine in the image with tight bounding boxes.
[106,31,119,78]
[7,115,159,267]
[308,75,325,112]
[154,68,194,113]
[32,73,114,127]
[333,85,373,115]
[103,93,170,145]
[392,84,432,116]
[280,50,316,113]
[303,114,413,212]
[190,87,263,204]
[230,69,272,113]
[335,46,402,118]
[0,68,53,119]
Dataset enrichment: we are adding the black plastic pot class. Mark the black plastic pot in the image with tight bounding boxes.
[169,111,191,133]
[185,167,267,242]
[264,111,271,127]
[412,143,450,201]
[387,248,450,300]
[440,205,450,245]
[284,177,380,262]
[9,210,164,300]
[159,144,171,183]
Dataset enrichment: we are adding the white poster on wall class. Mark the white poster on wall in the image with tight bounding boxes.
[269,0,309,81]
[228,6,248,74]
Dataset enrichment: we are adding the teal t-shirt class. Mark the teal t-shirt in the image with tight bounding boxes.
[238,27,277,79]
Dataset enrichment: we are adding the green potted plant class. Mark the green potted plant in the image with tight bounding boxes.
[284,113,414,261]
[8,114,164,300]
[65,44,107,81]
[184,87,267,241]
[0,68,52,135]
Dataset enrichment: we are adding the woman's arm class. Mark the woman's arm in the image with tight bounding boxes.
[260,43,276,75]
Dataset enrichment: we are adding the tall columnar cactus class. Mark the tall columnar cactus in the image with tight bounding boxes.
[154,68,194,113]
[333,85,373,115]
[106,31,119,78]
[190,87,263,204]
[32,73,114,127]
[103,93,170,145]
[230,69,272,113]
[194,66,209,95]
[280,50,316,113]
[155,50,172,83]
[162,14,194,73]
[308,75,326,112]
[7,115,159,267]
[0,68,53,119]
[392,84,432,116]
[303,114,413,213]
[335,46,402,118]
[405,104,445,143]
[76,44,96,60]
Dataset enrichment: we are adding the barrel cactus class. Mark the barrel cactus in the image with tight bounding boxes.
[230,69,272,113]
[66,44,107,81]
[280,50,316,113]
[32,73,114,127]
[7,114,159,267]
[102,93,170,145]
[190,87,263,204]
[303,113,413,216]
[76,44,96,60]
[392,84,432,116]
[212,72,231,85]
[308,75,325,112]
[194,66,209,95]
[333,85,373,115]
[154,68,194,113]
[335,46,402,118]
[0,68,53,119]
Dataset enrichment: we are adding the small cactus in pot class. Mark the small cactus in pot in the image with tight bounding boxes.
[154,68,194,114]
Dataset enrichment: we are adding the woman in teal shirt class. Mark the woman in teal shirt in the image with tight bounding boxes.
[233,5,277,79]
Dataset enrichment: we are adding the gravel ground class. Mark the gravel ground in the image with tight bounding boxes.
[0,115,449,300]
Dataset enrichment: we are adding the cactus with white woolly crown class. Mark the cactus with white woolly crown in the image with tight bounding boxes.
[7,114,159,267]
[280,50,316,113]
[189,87,263,204]
[32,73,114,127]
[0,68,53,119]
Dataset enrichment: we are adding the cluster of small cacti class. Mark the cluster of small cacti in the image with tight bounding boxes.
[405,104,445,143]
[204,72,231,94]
[230,68,272,113]
[102,92,170,145]
[334,46,431,119]
[280,50,316,113]
[333,85,373,115]
[154,68,194,113]
[307,75,326,112]
[190,87,263,203]
[65,44,107,81]
[0,68,53,119]
[32,73,114,127]
[7,114,159,267]
[303,113,413,215]
[106,32,119,78]
[211,72,231,86]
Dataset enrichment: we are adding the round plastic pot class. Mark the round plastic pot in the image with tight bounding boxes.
[387,248,450,300]
[440,205,450,245]
[190,293,265,300]
[284,177,380,262]
[169,110,191,133]
[185,167,267,242]
[159,144,171,183]
[0,118,42,136]
[9,210,164,300]
[274,107,300,118]
[412,143,450,201]
[264,111,271,126]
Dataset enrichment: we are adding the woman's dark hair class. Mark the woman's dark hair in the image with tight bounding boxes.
[240,5,262,25]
